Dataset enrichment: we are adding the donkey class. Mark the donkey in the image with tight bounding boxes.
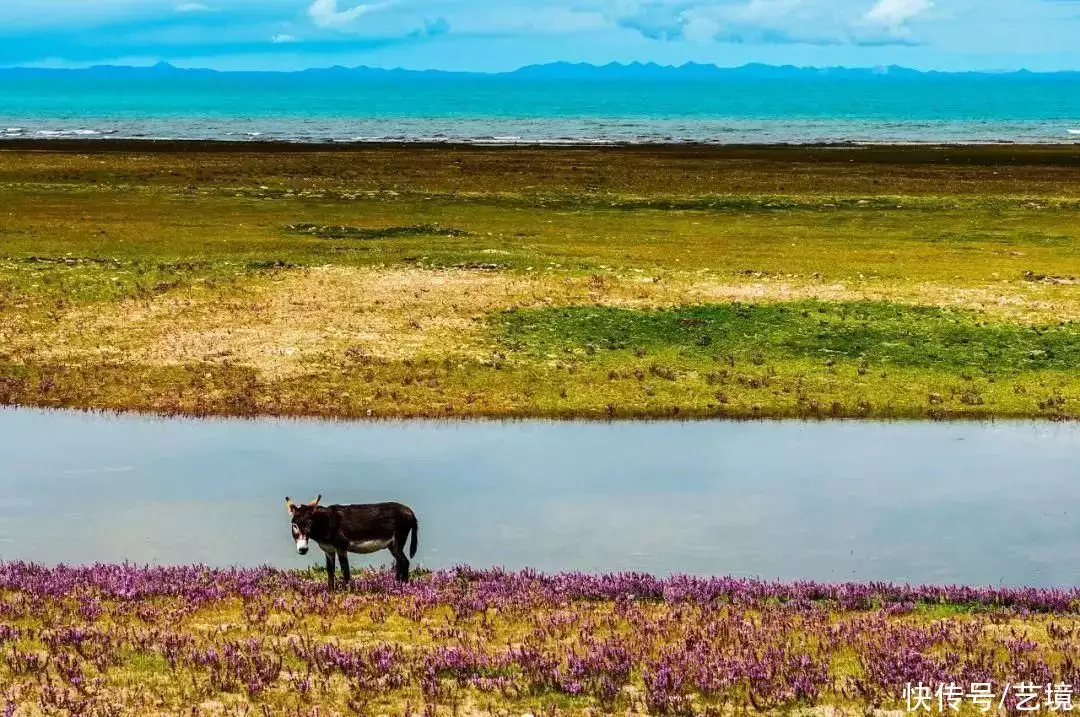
[286,495,419,590]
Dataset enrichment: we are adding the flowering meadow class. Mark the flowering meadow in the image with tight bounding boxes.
[3,563,1080,715]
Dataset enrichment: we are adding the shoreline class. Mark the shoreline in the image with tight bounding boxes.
[5,402,1080,425]
[1,561,1077,597]
[1,402,1076,427]
[4,136,1080,158]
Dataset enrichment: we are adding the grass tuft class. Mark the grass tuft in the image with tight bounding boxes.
[283,223,472,240]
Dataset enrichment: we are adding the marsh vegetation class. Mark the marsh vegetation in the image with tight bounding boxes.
[4,142,1080,419]
[5,562,1080,716]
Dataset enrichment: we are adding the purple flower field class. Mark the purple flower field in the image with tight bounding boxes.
[1,562,1080,715]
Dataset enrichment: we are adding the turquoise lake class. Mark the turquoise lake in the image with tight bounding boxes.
[3,73,1080,143]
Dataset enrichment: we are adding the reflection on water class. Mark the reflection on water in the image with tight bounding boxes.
[1,408,1078,587]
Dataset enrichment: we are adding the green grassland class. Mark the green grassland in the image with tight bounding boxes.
[4,141,1080,419]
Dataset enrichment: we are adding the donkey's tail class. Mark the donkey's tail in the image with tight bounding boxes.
[408,511,419,559]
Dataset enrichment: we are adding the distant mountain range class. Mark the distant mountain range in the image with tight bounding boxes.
[2,60,1078,80]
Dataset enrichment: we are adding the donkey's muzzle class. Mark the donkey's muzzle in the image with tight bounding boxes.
[297,546,309,555]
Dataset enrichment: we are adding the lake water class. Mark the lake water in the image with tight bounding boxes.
[2,73,1080,144]
[1,408,1079,587]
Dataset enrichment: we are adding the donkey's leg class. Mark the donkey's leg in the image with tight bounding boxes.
[395,524,413,559]
[323,549,336,591]
[388,540,410,583]
[393,523,415,582]
[336,550,352,589]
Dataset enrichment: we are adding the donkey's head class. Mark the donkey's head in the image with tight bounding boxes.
[285,495,322,555]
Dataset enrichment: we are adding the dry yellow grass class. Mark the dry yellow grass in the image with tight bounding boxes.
[12,266,1080,384]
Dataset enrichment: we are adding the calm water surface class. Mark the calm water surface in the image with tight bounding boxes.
[1,408,1078,587]
[3,75,1080,143]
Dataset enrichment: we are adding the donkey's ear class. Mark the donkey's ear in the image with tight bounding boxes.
[285,497,295,514]
[310,495,322,507]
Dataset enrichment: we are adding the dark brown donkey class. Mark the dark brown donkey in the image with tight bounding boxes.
[286,495,419,589]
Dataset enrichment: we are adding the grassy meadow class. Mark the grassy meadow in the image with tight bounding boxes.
[4,141,1080,419]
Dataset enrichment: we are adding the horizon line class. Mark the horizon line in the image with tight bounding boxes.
[2,60,1079,76]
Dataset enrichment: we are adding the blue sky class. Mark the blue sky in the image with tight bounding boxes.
[2,0,1080,72]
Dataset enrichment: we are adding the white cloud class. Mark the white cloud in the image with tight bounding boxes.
[271,33,297,43]
[863,0,934,29]
[737,0,811,23]
[611,0,692,40]
[455,6,606,36]
[175,2,211,12]
[308,0,396,29]
[607,0,934,46]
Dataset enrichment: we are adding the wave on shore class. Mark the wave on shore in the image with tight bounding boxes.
[3,118,1080,146]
